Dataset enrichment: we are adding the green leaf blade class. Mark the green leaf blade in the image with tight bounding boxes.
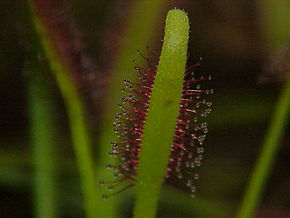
[133,9,189,218]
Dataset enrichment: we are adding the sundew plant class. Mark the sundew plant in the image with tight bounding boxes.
[1,0,290,218]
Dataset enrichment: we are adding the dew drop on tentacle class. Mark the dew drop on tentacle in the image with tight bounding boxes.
[166,58,212,195]
[100,49,157,198]
[101,53,212,198]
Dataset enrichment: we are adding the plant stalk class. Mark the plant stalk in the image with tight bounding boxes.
[236,73,290,218]
[28,1,99,217]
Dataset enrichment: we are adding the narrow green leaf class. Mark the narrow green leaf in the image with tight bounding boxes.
[25,3,59,217]
[96,1,167,217]
[236,1,290,217]
[236,73,290,218]
[133,9,189,218]
[28,1,99,217]
[29,73,58,218]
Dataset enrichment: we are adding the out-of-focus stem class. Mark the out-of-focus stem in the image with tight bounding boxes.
[236,1,290,217]
[236,73,290,218]
[29,73,58,218]
[28,1,99,218]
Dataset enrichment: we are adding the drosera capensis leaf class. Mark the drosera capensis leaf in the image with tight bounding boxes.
[102,8,212,218]
[132,9,189,218]
[96,1,167,217]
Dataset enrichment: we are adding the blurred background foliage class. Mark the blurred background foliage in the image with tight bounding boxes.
[0,0,289,217]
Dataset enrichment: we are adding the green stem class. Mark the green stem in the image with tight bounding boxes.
[236,0,290,217]
[28,2,99,218]
[236,73,290,218]
[29,72,58,218]
[25,3,59,216]
[133,9,189,218]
